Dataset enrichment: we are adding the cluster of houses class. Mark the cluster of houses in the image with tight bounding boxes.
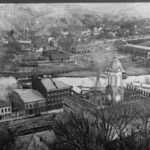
[0,77,73,120]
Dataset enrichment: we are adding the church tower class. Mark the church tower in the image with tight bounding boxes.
[105,57,124,103]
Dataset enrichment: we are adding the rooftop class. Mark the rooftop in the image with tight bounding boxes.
[41,78,72,92]
[18,40,32,44]
[125,44,150,51]
[64,95,97,109]
[139,40,150,47]
[14,89,46,103]
[109,57,125,72]
[0,98,11,108]
[131,82,150,89]
[15,130,55,150]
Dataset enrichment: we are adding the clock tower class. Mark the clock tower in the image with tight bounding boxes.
[105,57,124,103]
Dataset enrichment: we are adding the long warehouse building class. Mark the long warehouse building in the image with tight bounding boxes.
[118,44,150,59]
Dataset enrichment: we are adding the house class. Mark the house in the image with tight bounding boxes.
[10,89,46,116]
[43,49,72,62]
[81,30,92,36]
[32,77,73,111]
[93,27,103,37]
[17,40,32,51]
[0,98,11,120]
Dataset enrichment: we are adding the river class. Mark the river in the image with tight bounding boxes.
[57,75,150,93]
[0,75,150,95]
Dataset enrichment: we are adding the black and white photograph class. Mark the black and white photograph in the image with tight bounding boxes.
[1,2,150,150]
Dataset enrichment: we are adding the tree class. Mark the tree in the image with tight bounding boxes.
[0,128,16,150]
[132,101,150,150]
[52,102,141,150]
[53,111,103,150]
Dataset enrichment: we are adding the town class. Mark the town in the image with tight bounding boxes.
[1,3,150,150]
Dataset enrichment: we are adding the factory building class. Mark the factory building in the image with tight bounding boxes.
[118,44,150,60]
[32,77,73,110]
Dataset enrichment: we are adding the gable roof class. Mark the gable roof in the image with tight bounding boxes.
[41,78,72,92]
[15,130,55,150]
[14,89,46,103]
[0,98,11,108]
[110,57,125,72]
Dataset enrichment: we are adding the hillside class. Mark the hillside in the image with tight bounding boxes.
[0,4,101,35]
[0,3,150,36]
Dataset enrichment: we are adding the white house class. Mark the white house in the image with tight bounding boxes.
[0,98,12,120]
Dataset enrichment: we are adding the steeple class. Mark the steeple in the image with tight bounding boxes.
[108,57,124,87]
[105,57,124,103]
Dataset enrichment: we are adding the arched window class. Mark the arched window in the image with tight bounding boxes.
[112,75,117,87]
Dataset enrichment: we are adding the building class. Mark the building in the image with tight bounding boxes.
[139,40,150,47]
[43,49,72,62]
[32,77,73,110]
[81,30,92,36]
[76,44,91,54]
[118,44,150,60]
[17,40,32,51]
[127,82,150,98]
[104,57,145,105]
[10,89,46,116]
[105,57,125,103]
[63,94,97,113]
[0,98,11,120]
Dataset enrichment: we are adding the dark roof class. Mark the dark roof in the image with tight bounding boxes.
[44,50,72,59]
[41,78,72,92]
[124,88,140,95]
[15,130,55,150]
[139,40,150,47]
[64,95,97,110]
[0,98,11,108]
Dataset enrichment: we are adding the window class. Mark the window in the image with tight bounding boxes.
[8,108,10,112]
[5,108,7,112]
[26,105,28,109]
[112,75,117,87]
[1,109,3,113]
[30,104,32,109]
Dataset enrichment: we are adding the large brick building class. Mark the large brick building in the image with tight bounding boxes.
[32,77,73,110]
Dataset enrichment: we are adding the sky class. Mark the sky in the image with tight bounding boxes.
[0,3,149,18]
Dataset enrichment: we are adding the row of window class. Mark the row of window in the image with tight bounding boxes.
[48,90,70,96]
[26,102,46,109]
[1,107,11,113]
[51,97,62,101]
